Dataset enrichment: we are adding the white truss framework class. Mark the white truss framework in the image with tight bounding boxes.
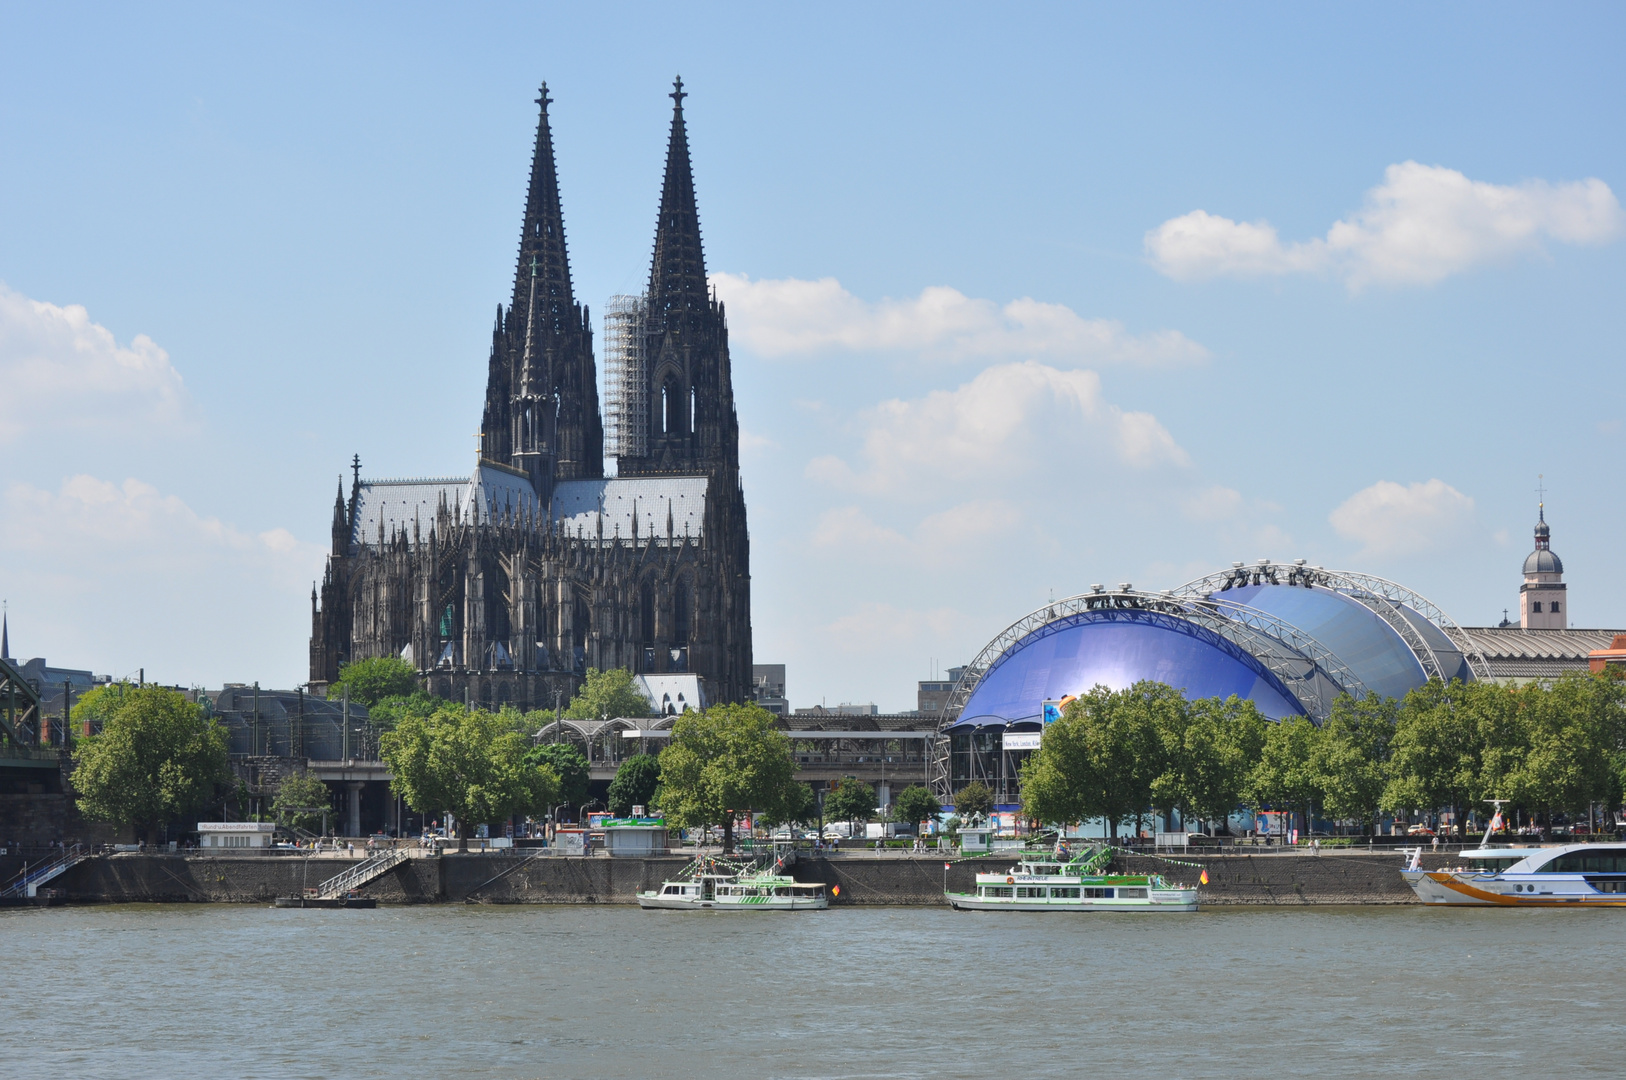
[1170,560,1492,684]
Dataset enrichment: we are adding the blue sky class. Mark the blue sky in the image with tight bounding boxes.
[2,4,1622,709]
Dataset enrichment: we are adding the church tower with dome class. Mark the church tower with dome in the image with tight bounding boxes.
[1519,503,1566,629]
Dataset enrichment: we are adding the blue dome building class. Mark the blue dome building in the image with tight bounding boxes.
[939,561,1487,801]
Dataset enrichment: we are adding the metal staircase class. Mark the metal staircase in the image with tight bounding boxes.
[2,844,90,898]
[313,847,410,900]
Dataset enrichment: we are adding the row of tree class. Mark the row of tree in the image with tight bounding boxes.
[1020,674,1626,839]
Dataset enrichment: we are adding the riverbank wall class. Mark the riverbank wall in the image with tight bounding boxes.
[38,849,1446,905]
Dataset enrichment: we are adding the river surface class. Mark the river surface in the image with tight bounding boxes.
[4,903,1623,1079]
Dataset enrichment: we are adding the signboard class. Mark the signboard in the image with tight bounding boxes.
[1003,732,1042,751]
[1041,700,1065,724]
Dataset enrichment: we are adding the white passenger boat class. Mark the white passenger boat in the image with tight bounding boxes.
[1401,801,1626,906]
[946,847,1199,912]
[1401,843,1626,906]
[637,856,828,911]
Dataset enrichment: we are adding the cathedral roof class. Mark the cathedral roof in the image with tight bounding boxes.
[350,477,466,546]
[552,476,708,539]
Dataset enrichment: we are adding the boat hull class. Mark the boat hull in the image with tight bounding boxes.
[273,896,377,909]
[637,893,827,911]
[947,891,1197,912]
[1402,870,1626,907]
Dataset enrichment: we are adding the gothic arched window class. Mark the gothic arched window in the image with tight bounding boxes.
[673,580,691,646]
[640,583,655,646]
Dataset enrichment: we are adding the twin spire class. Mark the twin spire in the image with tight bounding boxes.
[648,75,710,317]
[513,76,706,334]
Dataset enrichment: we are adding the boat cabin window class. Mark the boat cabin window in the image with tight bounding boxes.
[1464,856,1523,872]
[983,886,1013,898]
[1536,849,1626,874]
[1083,887,1113,899]
[1050,887,1080,899]
[1016,886,1046,899]
[1117,887,1148,899]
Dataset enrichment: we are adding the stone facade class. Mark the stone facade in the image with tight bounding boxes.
[310,81,752,710]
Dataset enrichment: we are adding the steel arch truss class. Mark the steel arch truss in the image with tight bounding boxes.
[929,588,1373,798]
[1172,561,1492,684]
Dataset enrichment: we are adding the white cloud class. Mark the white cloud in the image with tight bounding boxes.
[806,361,1188,497]
[0,283,190,442]
[1329,479,1474,556]
[3,475,321,581]
[711,272,1208,366]
[1146,162,1624,288]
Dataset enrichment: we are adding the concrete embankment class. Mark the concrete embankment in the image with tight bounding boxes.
[41,849,1446,905]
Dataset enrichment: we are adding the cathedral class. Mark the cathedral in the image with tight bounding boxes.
[309,79,753,710]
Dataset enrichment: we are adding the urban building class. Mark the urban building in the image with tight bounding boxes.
[751,663,787,716]
[310,79,752,712]
[917,667,965,718]
[1465,504,1622,681]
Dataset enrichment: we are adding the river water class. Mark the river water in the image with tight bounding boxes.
[4,903,1623,1079]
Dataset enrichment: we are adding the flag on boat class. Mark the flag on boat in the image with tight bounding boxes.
[945,862,951,869]
[1199,869,1209,885]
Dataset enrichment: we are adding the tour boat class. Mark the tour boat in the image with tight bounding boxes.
[1401,843,1626,906]
[637,857,828,911]
[946,847,1199,912]
[1400,801,1626,907]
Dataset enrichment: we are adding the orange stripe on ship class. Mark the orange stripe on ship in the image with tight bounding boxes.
[1427,873,1626,906]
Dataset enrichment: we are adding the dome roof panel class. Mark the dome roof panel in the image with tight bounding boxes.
[956,610,1306,726]
[1216,584,1428,700]
[1523,549,1563,575]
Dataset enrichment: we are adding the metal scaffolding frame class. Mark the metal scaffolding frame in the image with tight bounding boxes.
[602,294,648,459]
[1170,560,1492,684]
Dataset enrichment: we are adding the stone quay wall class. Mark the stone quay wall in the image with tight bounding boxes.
[41,849,1454,905]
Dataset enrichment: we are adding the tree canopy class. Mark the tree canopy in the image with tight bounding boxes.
[607,754,661,817]
[366,690,444,731]
[272,771,333,834]
[380,706,559,850]
[824,779,877,830]
[891,784,941,831]
[1019,683,1171,838]
[525,742,590,809]
[70,685,231,843]
[655,702,798,851]
[564,667,654,721]
[329,656,419,707]
[951,781,994,823]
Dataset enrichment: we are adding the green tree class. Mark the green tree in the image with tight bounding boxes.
[1382,679,1482,839]
[654,702,798,852]
[607,754,662,817]
[824,778,877,833]
[70,686,231,843]
[952,780,995,823]
[366,689,444,731]
[329,656,419,707]
[1019,683,1165,839]
[1170,695,1268,834]
[526,742,590,809]
[1510,673,1622,834]
[272,771,333,833]
[380,707,560,850]
[564,667,654,721]
[1310,693,1397,835]
[1249,715,1322,840]
[891,784,942,832]
[760,782,819,831]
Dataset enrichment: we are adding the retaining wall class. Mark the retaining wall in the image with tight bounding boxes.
[43,850,1450,905]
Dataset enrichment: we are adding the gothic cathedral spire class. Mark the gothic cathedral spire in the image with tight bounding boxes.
[648,76,709,320]
[482,82,603,494]
[622,77,740,483]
